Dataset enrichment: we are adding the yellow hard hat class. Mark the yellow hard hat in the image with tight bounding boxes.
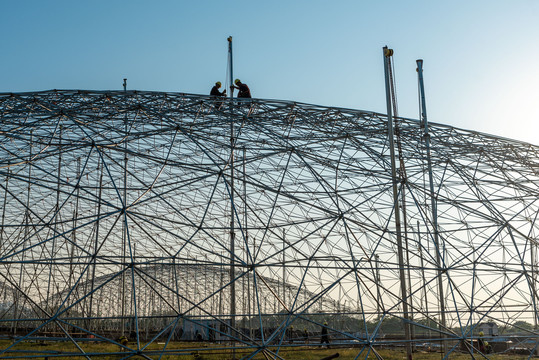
[479,331,484,336]
[216,81,221,87]
[234,79,240,85]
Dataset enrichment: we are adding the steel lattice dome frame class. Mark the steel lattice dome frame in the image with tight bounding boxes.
[0,90,539,358]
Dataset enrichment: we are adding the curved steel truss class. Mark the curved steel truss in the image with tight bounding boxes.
[0,90,538,358]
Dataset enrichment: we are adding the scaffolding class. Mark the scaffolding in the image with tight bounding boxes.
[0,90,538,358]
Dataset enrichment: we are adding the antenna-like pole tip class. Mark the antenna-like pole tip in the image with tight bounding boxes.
[416,59,423,72]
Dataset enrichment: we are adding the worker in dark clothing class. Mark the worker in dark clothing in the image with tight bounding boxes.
[320,321,330,348]
[477,331,485,352]
[210,81,226,97]
[118,335,128,351]
[119,335,128,346]
[233,79,251,98]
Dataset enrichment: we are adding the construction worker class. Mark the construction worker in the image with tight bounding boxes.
[210,81,226,97]
[233,79,251,98]
[118,335,128,346]
[477,331,485,352]
[320,321,330,348]
[485,340,492,353]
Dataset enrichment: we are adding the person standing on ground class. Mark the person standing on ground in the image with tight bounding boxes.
[320,321,330,348]
[477,331,485,352]
[233,79,251,98]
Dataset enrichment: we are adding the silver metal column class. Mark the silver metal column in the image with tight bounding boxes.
[383,46,412,360]
[417,59,447,354]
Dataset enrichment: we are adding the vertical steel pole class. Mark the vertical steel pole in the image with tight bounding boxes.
[417,220,431,341]
[121,103,129,336]
[375,254,381,315]
[228,37,234,99]
[89,157,103,334]
[69,158,81,293]
[243,146,249,335]
[283,229,286,307]
[417,59,446,354]
[227,35,237,354]
[533,243,536,311]
[123,79,127,92]
[0,168,8,257]
[14,131,33,336]
[0,168,8,327]
[383,46,412,360]
[47,125,62,312]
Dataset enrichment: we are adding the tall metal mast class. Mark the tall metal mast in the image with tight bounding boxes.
[383,46,412,360]
[228,36,234,99]
[417,59,447,354]
[387,47,415,347]
[227,36,237,348]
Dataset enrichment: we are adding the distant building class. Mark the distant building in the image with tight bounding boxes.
[182,319,222,341]
[477,322,498,336]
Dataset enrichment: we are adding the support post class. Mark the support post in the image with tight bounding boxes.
[88,157,103,334]
[383,46,412,360]
[121,113,128,337]
[375,254,381,315]
[228,37,234,99]
[227,35,237,355]
[417,59,447,354]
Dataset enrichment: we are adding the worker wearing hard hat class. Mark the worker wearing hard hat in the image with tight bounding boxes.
[477,331,486,352]
[232,79,251,98]
[210,81,226,97]
[320,321,330,348]
[118,335,128,346]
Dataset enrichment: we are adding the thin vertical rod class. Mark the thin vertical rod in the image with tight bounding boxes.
[69,158,81,293]
[0,168,8,253]
[283,229,286,308]
[14,131,33,336]
[0,169,8,318]
[375,254,381,315]
[388,55,415,346]
[243,146,253,338]
[227,35,237,350]
[417,59,447,352]
[533,242,538,329]
[88,157,103,334]
[383,46,412,360]
[121,107,128,336]
[47,125,62,310]
[228,37,234,99]
[416,221,430,338]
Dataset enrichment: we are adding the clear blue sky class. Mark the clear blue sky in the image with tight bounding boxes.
[1,0,538,145]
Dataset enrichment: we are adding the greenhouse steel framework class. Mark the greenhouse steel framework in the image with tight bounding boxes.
[0,89,538,359]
